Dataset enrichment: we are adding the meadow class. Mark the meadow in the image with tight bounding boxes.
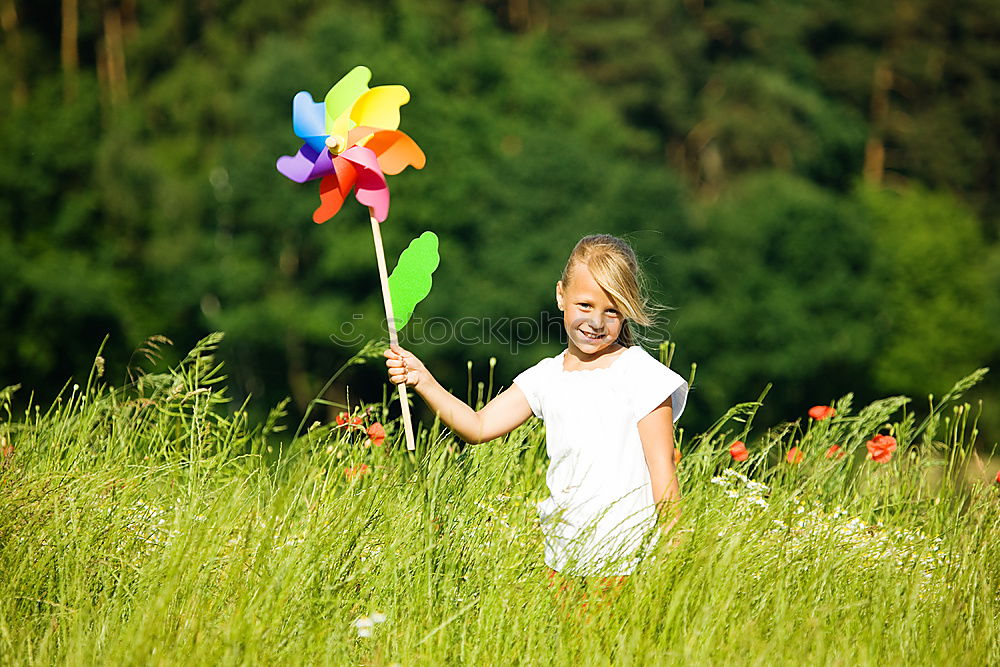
[1,335,997,665]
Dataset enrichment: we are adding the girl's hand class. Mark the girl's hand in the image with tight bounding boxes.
[384,344,427,388]
[383,345,532,443]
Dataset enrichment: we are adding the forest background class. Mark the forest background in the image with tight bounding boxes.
[2,0,998,446]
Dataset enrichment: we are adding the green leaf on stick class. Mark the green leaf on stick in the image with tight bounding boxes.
[388,232,440,329]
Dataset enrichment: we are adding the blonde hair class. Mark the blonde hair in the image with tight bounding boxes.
[560,234,656,348]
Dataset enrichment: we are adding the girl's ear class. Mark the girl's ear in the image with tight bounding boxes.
[555,281,564,311]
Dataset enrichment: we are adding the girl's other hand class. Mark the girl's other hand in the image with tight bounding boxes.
[384,344,427,388]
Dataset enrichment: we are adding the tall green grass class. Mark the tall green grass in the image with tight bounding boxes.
[1,335,997,665]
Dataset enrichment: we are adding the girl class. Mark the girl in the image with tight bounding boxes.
[384,234,687,581]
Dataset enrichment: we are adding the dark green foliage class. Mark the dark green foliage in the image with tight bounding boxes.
[860,185,1000,396]
[670,172,879,424]
[0,0,996,441]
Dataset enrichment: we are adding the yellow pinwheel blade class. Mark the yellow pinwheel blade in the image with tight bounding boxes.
[349,85,410,131]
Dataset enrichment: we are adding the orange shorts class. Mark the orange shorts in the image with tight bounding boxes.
[545,567,627,618]
[545,567,627,604]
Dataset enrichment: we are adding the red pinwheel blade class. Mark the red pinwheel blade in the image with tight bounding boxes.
[313,158,358,224]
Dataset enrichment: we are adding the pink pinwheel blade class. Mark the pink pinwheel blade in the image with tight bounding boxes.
[341,146,389,222]
[277,143,335,183]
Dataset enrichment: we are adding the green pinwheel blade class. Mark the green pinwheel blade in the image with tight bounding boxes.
[324,66,372,134]
[388,232,440,329]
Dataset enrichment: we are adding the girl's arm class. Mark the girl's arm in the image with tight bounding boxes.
[637,397,681,535]
[384,345,534,444]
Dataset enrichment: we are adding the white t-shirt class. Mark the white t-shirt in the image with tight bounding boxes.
[513,345,688,576]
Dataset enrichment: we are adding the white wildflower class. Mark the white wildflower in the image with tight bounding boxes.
[353,616,374,638]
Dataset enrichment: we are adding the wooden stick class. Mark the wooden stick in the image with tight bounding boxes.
[369,209,417,451]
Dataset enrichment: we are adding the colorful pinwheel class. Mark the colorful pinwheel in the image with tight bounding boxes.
[276,65,426,223]
[276,66,433,451]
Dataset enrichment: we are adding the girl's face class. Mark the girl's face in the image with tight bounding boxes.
[556,263,624,357]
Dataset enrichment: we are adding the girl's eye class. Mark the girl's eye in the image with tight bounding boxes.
[606,310,619,317]
[577,303,592,310]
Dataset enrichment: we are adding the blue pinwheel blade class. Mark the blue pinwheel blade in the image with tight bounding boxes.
[292,91,329,153]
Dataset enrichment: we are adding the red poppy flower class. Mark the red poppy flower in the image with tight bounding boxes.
[786,446,804,464]
[729,440,749,462]
[808,405,836,421]
[367,422,386,447]
[335,412,365,430]
[866,434,897,463]
[344,463,370,480]
[996,469,1000,484]
[825,444,845,459]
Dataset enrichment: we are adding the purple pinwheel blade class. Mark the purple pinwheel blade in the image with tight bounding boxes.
[276,143,335,183]
[292,91,329,153]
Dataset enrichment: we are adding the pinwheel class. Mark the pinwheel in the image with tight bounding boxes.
[276,65,426,223]
[276,66,434,451]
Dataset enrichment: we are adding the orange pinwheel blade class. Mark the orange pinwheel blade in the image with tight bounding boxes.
[313,158,357,224]
[362,130,426,175]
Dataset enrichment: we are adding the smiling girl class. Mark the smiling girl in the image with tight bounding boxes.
[384,234,687,580]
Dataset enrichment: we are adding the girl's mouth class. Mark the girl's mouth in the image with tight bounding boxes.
[579,329,604,341]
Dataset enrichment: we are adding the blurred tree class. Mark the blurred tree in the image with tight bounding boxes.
[811,0,1000,227]
[669,172,879,425]
[860,184,1000,397]
[545,0,869,194]
[544,0,999,227]
[0,73,133,386]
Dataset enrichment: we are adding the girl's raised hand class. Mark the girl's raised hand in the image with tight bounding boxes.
[384,344,532,443]
[384,344,427,388]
